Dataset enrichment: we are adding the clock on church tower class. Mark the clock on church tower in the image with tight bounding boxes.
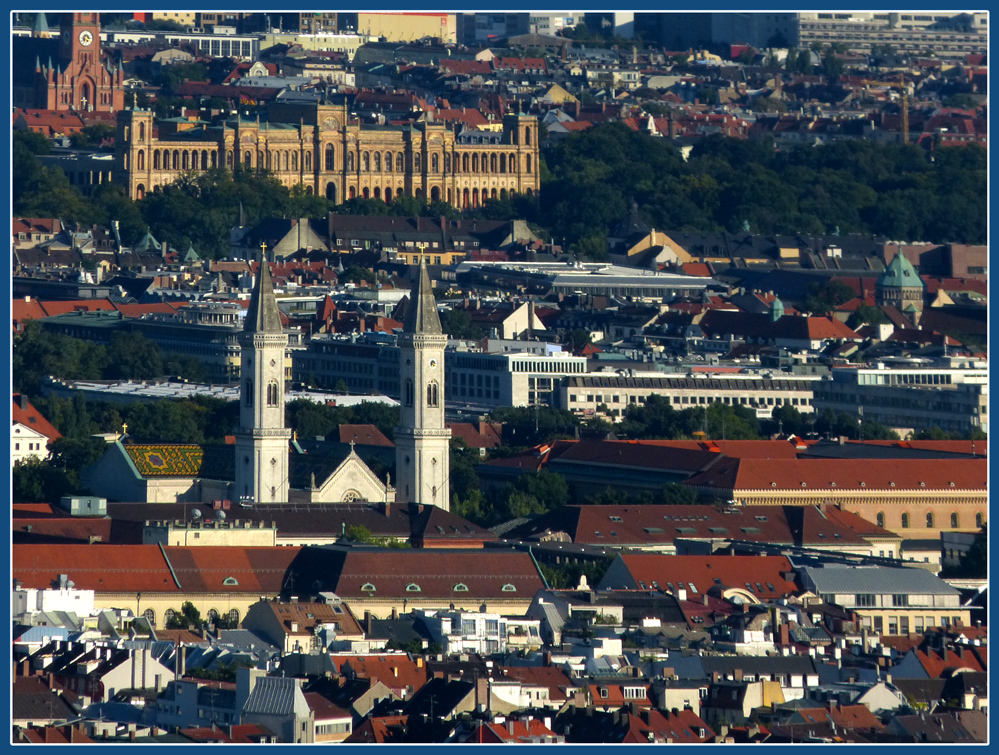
[60,12,101,63]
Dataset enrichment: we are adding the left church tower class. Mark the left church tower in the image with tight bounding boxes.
[234,251,291,504]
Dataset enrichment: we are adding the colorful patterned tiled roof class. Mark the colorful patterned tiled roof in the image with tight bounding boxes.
[124,444,207,477]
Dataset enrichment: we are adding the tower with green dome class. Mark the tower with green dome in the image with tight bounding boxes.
[876,251,925,324]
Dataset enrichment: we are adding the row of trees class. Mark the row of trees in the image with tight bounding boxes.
[539,125,986,254]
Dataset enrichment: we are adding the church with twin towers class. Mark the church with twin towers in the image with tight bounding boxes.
[236,249,450,511]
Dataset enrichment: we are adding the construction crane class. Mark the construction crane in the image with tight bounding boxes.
[859,76,910,143]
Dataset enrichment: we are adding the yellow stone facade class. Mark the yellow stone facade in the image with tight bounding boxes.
[115,102,540,210]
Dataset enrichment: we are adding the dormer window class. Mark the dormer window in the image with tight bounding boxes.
[222,577,239,586]
[406,583,421,592]
[361,583,376,592]
[453,583,469,592]
[501,584,517,592]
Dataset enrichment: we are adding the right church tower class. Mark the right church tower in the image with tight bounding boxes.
[395,258,451,511]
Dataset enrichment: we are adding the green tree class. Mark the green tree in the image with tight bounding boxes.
[440,309,485,340]
[105,332,164,380]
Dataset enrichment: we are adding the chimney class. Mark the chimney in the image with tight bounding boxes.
[702,595,709,606]
[829,699,837,711]
[364,611,373,634]
[19,394,28,410]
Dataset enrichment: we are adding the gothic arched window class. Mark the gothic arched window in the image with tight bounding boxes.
[427,381,439,408]
[267,381,279,407]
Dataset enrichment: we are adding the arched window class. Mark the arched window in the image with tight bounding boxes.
[427,381,439,408]
[500,154,507,173]
[950,512,959,528]
[173,150,180,169]
[396,153,404,172]
[384,187,393,203]
[362,152,370,172]
[153,151,160,170]
[406,583,421,592]
[227,608,240,626]
[326,145,335,170]
[222,576,239,586]
[135,184,145,200]
[361,583,376,592]
[143,608,156,626]
[257,150,264,169]
[204,150,210,168]
[123,125,130,142]
[244,150,252,168]
[509,156,517,173]
[267,381,279,407]
[305,151,312,171]
[414,153,421,172]
[326,182,336,201]
[501,584,517,592]
[901,512,909,529]
[362,187,370,199]
[876,512,885,527]
[927,512,935,528]
[431,186,440,202]
[180,151,188,170]
[405,379,414,407]
[976,512,984,528]
[462,188,469,207]
[306,185,313,195]
[453,583,468,592]
[374,152,381,171]
[526,154,533,173]
[462,153,469,172]
[500,188,508,200]
[207,609,220,624]
[283,151,289,170]
[138,122,145,141]
[163,608,176,626]
[385,152,393,172]
[137,150,144,170]
[292,151,298,170]
[490,154,497,172]
[245,379,253,406]
[444,153,451,173]
[431,153,439,173]
[347,152,354,171]
[348,186,355,199]
[472,188,479,207]
[525,127,532,146]
[472,153,479,172]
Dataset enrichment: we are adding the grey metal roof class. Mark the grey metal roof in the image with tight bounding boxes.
[242,676,299,715]
[801,566,959,595]
[701,655,817,677]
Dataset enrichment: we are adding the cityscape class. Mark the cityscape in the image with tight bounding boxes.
[11,10,988,744]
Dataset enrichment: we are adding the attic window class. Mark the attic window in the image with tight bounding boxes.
[890,482,896,487]
[361,583,376,592]
[830,482,836,487]
[920,482,926,487]
[453,583,469,592]
[754,516,768,522]
[609,516,623,522]
[765,583,776,592]
[501,584,517,592]
[644,527,665,534]
[222,577,239,586]
[800,482,807,487]
[406,583,421,592]
[860,482,866,487]
[949,482,955,487]
[688,583,697,593]
[771,482,777,487]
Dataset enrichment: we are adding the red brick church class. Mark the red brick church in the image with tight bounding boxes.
[13,13,125,113]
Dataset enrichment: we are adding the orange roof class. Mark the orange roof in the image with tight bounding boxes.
[913,646,986,678]
[38,299,116,317]
[606,554,797,597]
[161,546,302,594]
[338,424,394,448]
[687,457,987,493]
[12,297,49,327]
[627,439,799,459]
[12,394,62,441]
[476,717,558,743]
[13,544,179,593]
[333,654,427,699]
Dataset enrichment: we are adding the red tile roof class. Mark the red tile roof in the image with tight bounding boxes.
[38,299,116,317]
[12,394,62,441]
[446,421,502,450]
[161,546,302,595]
[329,550,544,600]
[13,544,179,593]
[913,646,986,678]
[605,554,797,598]
[686,458,987,493]
[12,297,49,328]
[475,717,558,742]
[333,654,428,699]
[338,424,394,448]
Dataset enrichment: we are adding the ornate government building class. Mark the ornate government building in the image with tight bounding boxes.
[114,100,540,209]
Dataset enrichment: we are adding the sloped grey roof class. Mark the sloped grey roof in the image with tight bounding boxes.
[244,261,283,334]
[701,655,817,677]
[402,257,442,335]
[242,676,299,715]
[800,566,958,596]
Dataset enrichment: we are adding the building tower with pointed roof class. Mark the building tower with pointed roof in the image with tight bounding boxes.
[876,250,925,325]
[395,258,451,511]
[234,251,291,504]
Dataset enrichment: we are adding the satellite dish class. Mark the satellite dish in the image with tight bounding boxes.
[191,509,202,521]
[216,510,226,521]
